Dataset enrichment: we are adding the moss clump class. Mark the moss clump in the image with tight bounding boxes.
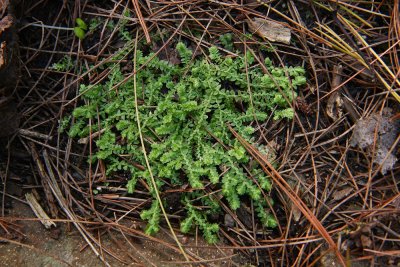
[69,42,306,243]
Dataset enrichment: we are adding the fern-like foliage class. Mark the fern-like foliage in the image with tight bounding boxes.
[180,196,220,244]
[69,42,306,242]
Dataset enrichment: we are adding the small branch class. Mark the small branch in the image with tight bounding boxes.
[25,192,56,229]
[78,128,106,144]
[19,129,53,141]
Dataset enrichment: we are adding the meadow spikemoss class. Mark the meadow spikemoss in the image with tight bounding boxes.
[69,42,306,243]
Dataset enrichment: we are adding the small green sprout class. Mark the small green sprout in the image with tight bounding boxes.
[76,18,88,30]
[74,18,87,40]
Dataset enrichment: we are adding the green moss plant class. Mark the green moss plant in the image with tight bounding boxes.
[69,42,306,243]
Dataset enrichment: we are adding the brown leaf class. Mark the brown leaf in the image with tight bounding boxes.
[333,187,353,201]
[326,91,343,120]
[292,205,302,222]
[0,14,13,34]
[360,235,372,248]
[350,108,399,174]
[247,18,291,44]
[0,41,6,67]
[320,250,340,267]
[0,0,10,17]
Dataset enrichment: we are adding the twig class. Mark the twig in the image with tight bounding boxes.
[25,192,56,229]
[19,128,53,141]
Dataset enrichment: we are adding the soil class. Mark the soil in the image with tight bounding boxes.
[1,201,106,267]
[0,201,244,267]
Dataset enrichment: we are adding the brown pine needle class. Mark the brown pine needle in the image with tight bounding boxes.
[228,125,346,267]
[132,0,151,43]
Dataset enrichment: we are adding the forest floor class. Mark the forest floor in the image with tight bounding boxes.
[0,0,399,266]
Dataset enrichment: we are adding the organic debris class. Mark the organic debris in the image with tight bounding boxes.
[1,0,400,266]
[247,18,291,44]
[0,0,18,88]
[350,108,399,174]
[25,192,56,229]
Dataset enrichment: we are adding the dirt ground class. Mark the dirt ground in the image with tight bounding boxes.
[1,202,108,266]
[0,200,244,267]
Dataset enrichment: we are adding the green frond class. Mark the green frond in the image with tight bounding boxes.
[69,39,306,243]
